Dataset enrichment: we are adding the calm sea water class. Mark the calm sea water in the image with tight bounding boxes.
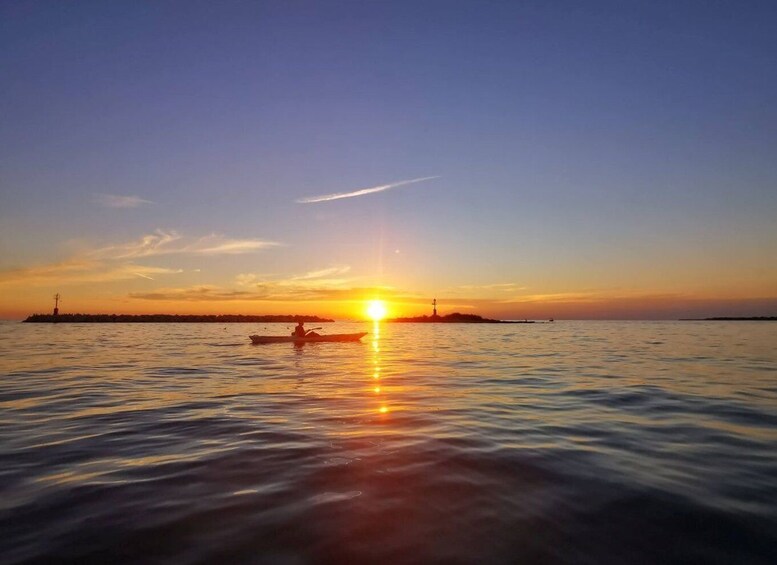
[1,320,776,564]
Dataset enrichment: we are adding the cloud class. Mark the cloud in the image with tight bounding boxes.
[235,265,352,290]
[133,272,155,280]
[90,230,182,259]
[90,230,280,260]
[197,239,278,255]
[235,273,258,286]
[501,291,603,304]
[93,194,153,208]
[250,285,394,302]
[128,284,414,303]
[292,265,351,280]
[498,289,693,304]
[0,229,278,288]
[0,261,183,287]
[129,285,251,302]
[452,283,526,292]
[296,176,440,204]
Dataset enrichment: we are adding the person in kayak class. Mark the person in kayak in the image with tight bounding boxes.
[292,321,319,338]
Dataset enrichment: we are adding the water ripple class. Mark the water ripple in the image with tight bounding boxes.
[1,320,776,563]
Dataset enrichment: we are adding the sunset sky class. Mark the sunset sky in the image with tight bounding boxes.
[1,1,776,320]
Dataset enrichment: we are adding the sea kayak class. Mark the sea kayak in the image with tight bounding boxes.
[249,332,367,345]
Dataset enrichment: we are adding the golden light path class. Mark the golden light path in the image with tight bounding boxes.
[371,319,388,415]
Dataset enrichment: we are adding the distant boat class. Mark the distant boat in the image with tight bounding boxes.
[249,332,367,345]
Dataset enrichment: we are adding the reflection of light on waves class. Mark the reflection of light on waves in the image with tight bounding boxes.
[371,320,388,414]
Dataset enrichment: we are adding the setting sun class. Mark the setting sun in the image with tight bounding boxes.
[366,300,388,321]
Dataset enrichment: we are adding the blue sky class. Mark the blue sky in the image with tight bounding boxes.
[1,1,776,318]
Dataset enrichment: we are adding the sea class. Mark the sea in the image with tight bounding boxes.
[1,320,776,564]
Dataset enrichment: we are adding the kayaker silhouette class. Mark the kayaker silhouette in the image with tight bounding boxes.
[293,321,320,338]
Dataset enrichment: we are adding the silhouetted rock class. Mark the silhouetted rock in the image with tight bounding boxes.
[388,312,533,323]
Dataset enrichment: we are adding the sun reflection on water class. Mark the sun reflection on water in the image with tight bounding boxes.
[371,320,388,415]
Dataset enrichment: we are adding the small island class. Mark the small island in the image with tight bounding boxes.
[23,314,335,323]
[387,299,538,323]
[388,312,534,323]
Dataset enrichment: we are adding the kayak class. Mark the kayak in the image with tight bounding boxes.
[249,332,367,345]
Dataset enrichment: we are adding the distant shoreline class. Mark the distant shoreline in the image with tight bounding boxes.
[22,314,335,323]
[679,317,777,321]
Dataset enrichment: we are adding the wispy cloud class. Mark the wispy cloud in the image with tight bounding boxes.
[0,229,279,288]
[130,285,248,302]
[197,239,278,255]
[296,176,440,204]
[90,230,280,260]
[133,272,156,280]
[232,265,355,296]
[235,273,259,286]
[501,291,601,304]
[0,261,183,287]
[292,265,351,280]
[236,265,350,286]
[90,230,182,259]
[93,194,153,208]
[452,283,526,292]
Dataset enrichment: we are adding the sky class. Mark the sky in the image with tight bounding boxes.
[1,1,776,320]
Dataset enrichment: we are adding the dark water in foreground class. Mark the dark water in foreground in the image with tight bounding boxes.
[1,320,776,564]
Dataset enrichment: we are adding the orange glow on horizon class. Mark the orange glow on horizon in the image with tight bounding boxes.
[4,284,777,321]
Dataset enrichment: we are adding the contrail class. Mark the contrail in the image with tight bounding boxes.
[296,176,440,204]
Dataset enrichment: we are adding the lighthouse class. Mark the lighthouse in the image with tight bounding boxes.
[432,298,438,318]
